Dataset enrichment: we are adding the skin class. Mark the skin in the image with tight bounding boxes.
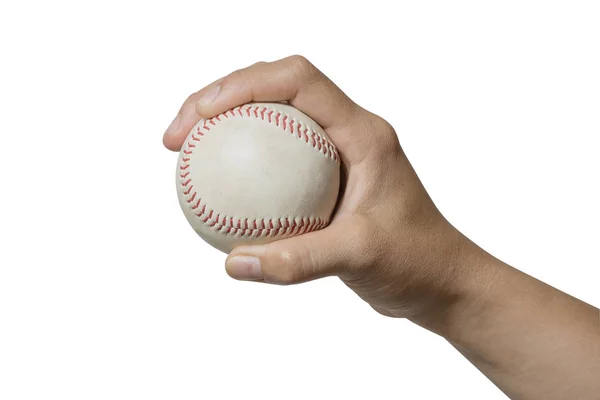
[163,55,600,399]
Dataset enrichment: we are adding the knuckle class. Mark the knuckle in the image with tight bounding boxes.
[218,69,246,91]
[264,248,302,285]
[226,68,245,82]
[219,61,265,90]
[367,114,401,155]
[288,55,318,80]
[370,114,395,138]
[185,91,199,106]
[348,112,402,163]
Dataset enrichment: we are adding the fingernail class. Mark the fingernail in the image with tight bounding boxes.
[226,255,263,280]
[164,114,181,136]
[197,84,221,108]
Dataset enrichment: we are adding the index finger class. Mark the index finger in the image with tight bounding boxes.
[196,55,361,131]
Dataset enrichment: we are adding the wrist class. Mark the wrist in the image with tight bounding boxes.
[408,233,505,342]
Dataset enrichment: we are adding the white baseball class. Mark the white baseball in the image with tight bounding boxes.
[176,102,341,253]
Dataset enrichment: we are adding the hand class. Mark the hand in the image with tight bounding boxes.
[164,56,600,400]
[163,55,482,320]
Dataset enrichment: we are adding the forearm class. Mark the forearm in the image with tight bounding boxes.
[412,240,600,399]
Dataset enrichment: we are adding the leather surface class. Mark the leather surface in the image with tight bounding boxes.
[176,102,341,253]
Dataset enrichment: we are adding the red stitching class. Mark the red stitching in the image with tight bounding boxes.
[183,185,194,195]
[178,105,337,238]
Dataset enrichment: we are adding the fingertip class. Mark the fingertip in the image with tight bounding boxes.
[164,106,206,152]
[162,113,187,151]
[225,254,263,281]
[162,132,184,152]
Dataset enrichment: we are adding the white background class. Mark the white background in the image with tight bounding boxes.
[0,1,598,399]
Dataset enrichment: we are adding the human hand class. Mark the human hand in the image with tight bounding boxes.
[163,55,482,321]
[165,55,600,400]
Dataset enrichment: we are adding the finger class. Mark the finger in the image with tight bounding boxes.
[195,55,362,132]
[224,217,367,285]
[162,78,222,152]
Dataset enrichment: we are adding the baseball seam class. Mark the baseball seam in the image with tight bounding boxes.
[179,103,339,238]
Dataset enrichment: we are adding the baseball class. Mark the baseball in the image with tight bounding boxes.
[176,102,341,253]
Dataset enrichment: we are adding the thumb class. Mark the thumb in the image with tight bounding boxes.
[225,219,360,285]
